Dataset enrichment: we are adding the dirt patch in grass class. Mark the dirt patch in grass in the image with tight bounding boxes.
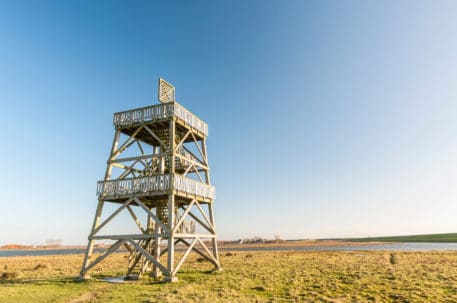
[67,285,113,303]
[33,263,49,270]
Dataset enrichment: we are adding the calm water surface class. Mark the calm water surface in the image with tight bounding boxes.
[2,243,457,257]
[226,242,457,252]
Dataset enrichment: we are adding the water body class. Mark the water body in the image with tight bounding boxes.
[0,248,105,258]
[2,243,457,258]
[224,242,457,252]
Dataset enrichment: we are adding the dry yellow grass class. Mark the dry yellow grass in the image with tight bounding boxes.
[1,250,457,302]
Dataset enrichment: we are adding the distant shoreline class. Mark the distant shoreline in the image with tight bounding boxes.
[0,240,387,251]
[3,232,457,251]
[0,245,87,251]
[322,232,457,243]
[218,240,391,249]
[3,242,457,258]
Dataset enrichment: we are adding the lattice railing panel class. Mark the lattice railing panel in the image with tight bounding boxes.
[113,102,208,136]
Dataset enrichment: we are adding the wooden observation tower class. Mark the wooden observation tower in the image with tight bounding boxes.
[79,78,220,282]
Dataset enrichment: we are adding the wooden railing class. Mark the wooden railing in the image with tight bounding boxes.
[113,102,208,136]
[173,103,208,136]
[97,174,215,200]
[97,175,171,196]
[174,175,215,199]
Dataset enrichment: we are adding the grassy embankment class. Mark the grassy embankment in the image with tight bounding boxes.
[336,233,457,243]
[1,250,457,302]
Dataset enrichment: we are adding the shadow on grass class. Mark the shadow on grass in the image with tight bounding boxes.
[0,276,91,285]
[0,275,124,286]
[0,269,219,287]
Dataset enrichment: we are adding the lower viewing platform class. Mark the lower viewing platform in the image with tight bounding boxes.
[97,175,215,201]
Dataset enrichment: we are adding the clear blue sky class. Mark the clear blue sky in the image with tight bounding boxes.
[1,1,456,245]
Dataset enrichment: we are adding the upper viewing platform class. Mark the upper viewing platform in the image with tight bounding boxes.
[113,102,208,137]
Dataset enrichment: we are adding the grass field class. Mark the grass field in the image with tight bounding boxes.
[335,233,457,243]
[1,250,457,302]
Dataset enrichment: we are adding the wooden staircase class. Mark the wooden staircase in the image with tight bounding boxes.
[125,239,153,279]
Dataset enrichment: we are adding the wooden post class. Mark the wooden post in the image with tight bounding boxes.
[80,129,120,279]
[105,130,121,180]
[151,235,162,278]
[165,117,177,282]
[79,198,104,279]
[208,202,221,268]
[151,209,162,278]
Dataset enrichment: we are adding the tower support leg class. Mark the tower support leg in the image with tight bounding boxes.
[151,234,162,278]
[208,202,221,270]
[79,199,105,279]
[165,194,177,282]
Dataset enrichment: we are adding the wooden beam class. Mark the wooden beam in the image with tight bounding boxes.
[197,237,216,260]
[90,197,134,236]
[194,200,216,233]
[123,242,134,254]
[184,208,214,234]
[201,138,209,166]
[197,237,219,266]
[193,164,205,182]
[175,153,209,170]
[133,197,168,232]
[144,125,167,149]
[91,234,158,240]
[173,200,196,233]
[167,119,176,278]
[174,233,216,238]
[191,132,206,164]
[127,205,146,234]
[84,240,126,272]
[104,130,121,180]
[128,240,168,275]
[179,238,218,267]
[183,146,206,165]
[112,162,143,174]
[182,164,193,177]
[108,153,168,164]
[136,140,145,155]
[80,198,106,277]
[172,237,197,275]
[111,126,144,159]
[117,160,140,179]
[174,130,191,153]
[202,138,211,184]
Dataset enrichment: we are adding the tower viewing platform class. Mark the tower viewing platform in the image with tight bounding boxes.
[113,102,208,138]
[80,78,221,283]
[96,174,215,202]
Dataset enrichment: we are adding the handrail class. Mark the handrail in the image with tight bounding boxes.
[97,175,171,196]
[173,103,209,136]
[113,103,174,127]
[97,174,215,200]
[174,175,215,199]
[113,102,208,136]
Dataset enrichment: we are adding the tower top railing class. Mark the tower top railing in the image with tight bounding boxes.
[113,102,208,136]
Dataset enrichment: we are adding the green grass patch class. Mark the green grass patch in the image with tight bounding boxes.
[1,251,457,302]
